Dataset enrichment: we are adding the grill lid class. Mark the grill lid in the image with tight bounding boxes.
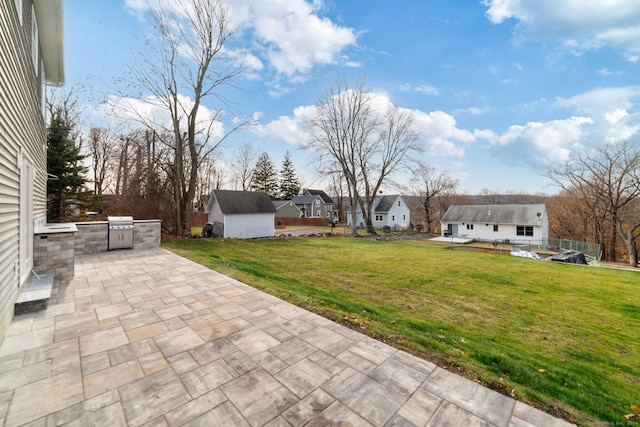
[107,216,134,225]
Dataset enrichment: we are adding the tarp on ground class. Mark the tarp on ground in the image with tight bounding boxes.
[550,250,588,265]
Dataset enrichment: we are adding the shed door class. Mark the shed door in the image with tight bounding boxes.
[447,224,458,237]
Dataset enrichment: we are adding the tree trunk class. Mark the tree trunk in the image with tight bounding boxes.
[629,237,638,267]
[623,224,640,267]
[424,200,432,233]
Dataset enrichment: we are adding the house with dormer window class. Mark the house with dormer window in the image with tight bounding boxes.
[292,189,335,220]
[346,195,412,230]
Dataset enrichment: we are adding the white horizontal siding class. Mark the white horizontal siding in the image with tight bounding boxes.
[224,213,274,239]
[0,0,48,342]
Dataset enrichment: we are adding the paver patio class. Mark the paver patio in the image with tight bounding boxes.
[0,248,575,426]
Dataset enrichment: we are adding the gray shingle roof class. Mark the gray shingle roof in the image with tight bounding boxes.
[305,189,334,204]
[213,190,276,214]
[292,195,317,204]
[441,204,546,225]
[374,195,398,213]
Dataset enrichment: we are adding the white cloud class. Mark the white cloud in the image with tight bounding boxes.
[126,0,357,79]
[554,86,640,143]
[483,0,640,61]
[253,105,315,145]
[400,83,439,95]
[466,106,492,115]
[556,86,640,115]
[100,94,225,139]
[477,116,593,167]
[596,68,621,76]
[253,92,474,158]
[409,110,475,157]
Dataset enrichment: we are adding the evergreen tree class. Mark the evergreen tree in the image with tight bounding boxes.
[251,152,279,197]
[47,110,89,222]
[279,151,301,200]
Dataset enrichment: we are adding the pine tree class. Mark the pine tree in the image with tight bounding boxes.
[279,151,300,200]
[47,110,89,222]
[251,152,279,197]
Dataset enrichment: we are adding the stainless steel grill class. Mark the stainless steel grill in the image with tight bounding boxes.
[108,216,134,250]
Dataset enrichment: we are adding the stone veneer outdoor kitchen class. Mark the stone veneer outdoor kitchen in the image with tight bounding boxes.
[33,220,161,283]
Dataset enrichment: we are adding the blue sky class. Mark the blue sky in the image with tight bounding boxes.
[63,0,640,195]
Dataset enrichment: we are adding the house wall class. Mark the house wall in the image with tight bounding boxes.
[275,203,301,219]
[386,198,411,230]
[207,201,224,225]
[441,221,548,245]
[0,0,48,342]
[223,213,275,238]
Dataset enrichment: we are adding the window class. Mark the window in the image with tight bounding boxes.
[31,5,38,74]
[403,214,406,220]
[314,200,320,207]
[375,215,382,221]
[316,210,320,217]
[493,225,499,232]
[517,226,534,236]
[392,215,395,221]
[398,201,401,206]
[466,224,473,230]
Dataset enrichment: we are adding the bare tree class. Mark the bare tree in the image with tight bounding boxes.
[412,164,458,233]
[306,78,420,234]
[358,105,421,233]
[546,141,640,266]
[196,153,222,208]
[87,127,117,195]
[231,142,258,191]
[123,0,250,235]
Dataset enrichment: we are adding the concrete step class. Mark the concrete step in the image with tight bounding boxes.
[15,273,54,314]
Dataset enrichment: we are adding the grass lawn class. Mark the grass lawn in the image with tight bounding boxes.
[162,236,639,426]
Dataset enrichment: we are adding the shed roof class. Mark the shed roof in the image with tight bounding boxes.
[441,204,546,225]
[213,190,276,214]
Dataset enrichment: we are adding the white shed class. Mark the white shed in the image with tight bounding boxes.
[205,190,276,239]
[440,204,549,245]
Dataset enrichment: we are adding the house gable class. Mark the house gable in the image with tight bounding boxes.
[273,200,301,218]
[304,189,334,204]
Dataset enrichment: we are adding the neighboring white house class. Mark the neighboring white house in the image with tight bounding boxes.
[440,204,549,245]
[205,190,276,238]
[347,195,412,230]
[0,0,64,341]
